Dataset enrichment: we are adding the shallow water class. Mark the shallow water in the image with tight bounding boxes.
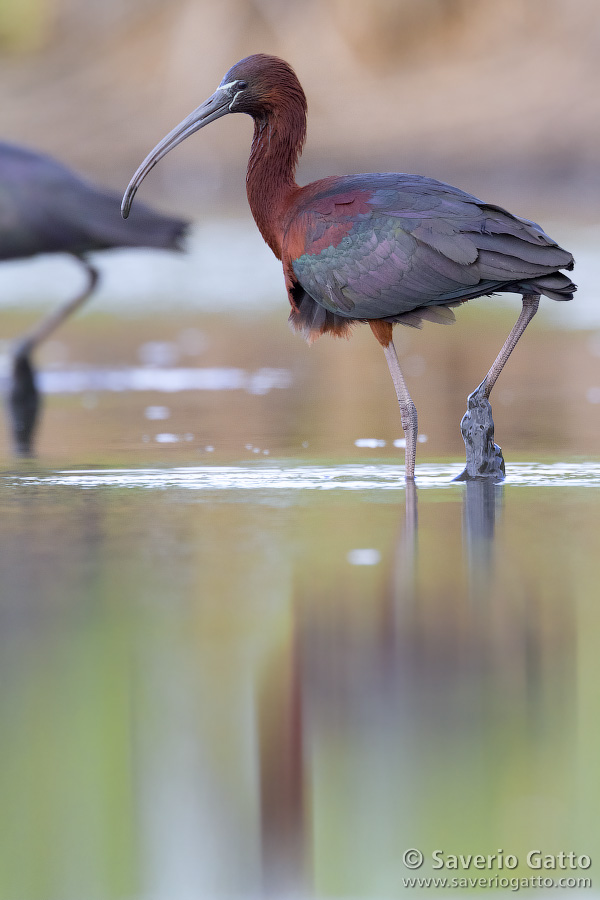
[1,457,599,900]
[8,460,600,490]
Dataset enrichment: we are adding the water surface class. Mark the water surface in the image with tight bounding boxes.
[1,458,599,899]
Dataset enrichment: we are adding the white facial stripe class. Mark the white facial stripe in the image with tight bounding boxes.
[219,81,238,92]
[229,90,244,111]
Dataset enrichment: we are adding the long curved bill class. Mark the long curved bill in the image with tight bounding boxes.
[121,86,232,218]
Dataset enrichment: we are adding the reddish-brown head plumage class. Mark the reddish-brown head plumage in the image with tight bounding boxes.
[220,55,307,130]
[219,55,308,258]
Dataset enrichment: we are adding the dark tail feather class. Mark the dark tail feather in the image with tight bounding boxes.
[79,187,190,253]
[523,271,576,301]
[118,199,189,251]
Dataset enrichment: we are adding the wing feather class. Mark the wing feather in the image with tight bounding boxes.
[283,173,575,329]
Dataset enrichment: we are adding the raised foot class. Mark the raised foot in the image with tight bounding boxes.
[7,351,40,457]
[454,382,505,482]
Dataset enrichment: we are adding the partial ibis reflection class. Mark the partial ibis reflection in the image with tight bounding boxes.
[462,478,504,598]
[295,478,582,896]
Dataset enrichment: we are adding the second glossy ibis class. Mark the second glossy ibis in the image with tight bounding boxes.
[122,54,575,480]
[1,141,189,455]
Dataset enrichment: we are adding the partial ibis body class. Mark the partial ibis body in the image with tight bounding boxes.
[122,54,575,480]
[1,141,188,455]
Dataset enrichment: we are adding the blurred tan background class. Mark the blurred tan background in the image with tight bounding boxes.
[1,0,599,221]
[1,0,599,466]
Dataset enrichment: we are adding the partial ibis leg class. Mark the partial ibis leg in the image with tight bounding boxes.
[475,293,540,400]
[7,258,99,456]
[456,293,540,480]
[370,321,418,481]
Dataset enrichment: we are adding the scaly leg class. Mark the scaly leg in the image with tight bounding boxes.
[457,293,540,480]
[370,322,418,480]
[382,341,418,480]
[475,293,540,401]
[8,259,99,456]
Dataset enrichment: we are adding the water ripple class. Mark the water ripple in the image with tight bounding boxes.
[4,462,600,493]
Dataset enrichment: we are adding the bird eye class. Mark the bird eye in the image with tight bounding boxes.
[237,80,248,90]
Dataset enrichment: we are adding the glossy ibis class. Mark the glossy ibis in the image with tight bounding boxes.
[1,141,188,455]
[122,54,575,480]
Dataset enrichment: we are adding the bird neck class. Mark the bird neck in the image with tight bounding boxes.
[246,103,306,260]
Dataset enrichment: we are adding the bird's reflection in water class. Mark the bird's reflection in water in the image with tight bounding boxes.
[292,476,576,896]
[388,479,419,607]
[390,476,503,607]
[462,478,504,600]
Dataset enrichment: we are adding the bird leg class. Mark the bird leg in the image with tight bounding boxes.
[7,258,99,456]
[12,259,99,360]
[371,322,418,480]
[474,293,540,401]
[456,293,540,480]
